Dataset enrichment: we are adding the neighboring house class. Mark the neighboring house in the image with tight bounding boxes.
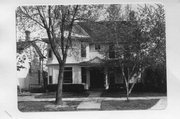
[17,35,47,91]
[44,21,142,90]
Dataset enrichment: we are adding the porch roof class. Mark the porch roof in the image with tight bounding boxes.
[79,57,105,66]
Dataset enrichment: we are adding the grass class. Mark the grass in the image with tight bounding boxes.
[101,99,159,110]
[101,91,167,98]
[18,101,81,112]
[34,91,89,98]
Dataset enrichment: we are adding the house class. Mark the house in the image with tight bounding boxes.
[17,32,47,91]
[44,21,141,91]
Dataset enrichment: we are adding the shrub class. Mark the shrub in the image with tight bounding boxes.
[47,84,85,92]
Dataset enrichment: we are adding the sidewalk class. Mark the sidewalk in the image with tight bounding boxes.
[18,95,167,102]
[77,92,102,110]
[149,98,167,110]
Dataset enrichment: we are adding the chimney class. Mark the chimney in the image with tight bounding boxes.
[25,30,31,41]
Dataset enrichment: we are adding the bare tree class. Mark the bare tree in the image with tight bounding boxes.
[17,5,79,105]
[16,5,105,105]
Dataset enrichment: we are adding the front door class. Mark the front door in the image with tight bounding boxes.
[90,68,104,89]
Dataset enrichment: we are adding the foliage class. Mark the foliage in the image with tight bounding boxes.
[137,4,166,65]
[103,4,166,100]
[106,4,124,21]
[17,52,29,71]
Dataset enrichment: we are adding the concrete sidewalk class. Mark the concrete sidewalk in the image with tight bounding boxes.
[149,98,167,110]
[77,92,102,110]
[18,95,167,102]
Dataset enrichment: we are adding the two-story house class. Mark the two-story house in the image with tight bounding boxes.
[44,21,140,90]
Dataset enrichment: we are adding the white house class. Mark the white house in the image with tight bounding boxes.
[44,21,140,90]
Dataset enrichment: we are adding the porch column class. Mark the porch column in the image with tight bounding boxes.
[104,67,109,90]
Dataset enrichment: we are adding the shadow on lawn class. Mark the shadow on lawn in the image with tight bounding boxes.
[18,101,81,112]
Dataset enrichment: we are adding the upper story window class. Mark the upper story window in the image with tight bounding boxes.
[81,43,86,57]
[48,49,52,58]
[95,44,101,50]
[109,44,115,58]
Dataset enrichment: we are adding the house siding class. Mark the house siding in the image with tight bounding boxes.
[47,43,109,65]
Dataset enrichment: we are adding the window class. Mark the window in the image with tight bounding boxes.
[81,67,86,83]
[48,49,52,58]
[95,44,101,50]
[109,44,115,58]
[49,76,52,84]
[63,67,72,83]
[81,43,86,57]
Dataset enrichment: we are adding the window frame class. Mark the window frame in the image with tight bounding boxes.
[81,43,86,58]
[63,67,73,84]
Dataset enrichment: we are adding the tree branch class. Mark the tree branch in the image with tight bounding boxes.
[36,6,48,29]
[19,6,45,28]
[64,5,79,61]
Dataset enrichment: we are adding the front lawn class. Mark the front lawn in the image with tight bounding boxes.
[18,101,81,112]
[34,91,89,98]
[18,99,159,111]
[101,99,159,110]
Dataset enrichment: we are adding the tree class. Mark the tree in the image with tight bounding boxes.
[106,4,124,21]
[16,5,105,105]
[16,5,79,105]
[105,5,142,101]
[103,4,166,101]
[137,4,166,65]
[137,4,166,92]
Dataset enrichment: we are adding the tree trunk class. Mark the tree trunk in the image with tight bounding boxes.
[126,81,129,102]
[121,66,130,101]
[55,64,65,105]
[126,93,129,101]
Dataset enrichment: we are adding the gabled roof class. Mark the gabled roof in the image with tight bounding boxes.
[38,21,141,44]
[77,21,140,43]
